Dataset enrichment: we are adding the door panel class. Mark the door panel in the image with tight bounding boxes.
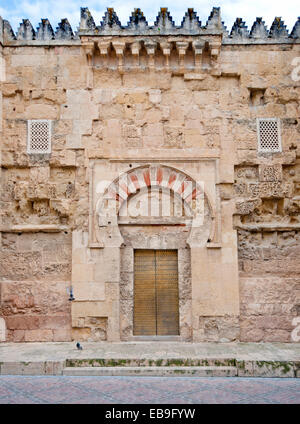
[133,250,156,335]
[133,249,179,336]
[156,250,179,336]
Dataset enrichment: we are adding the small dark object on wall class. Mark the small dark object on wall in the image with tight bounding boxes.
[76,342,83,350]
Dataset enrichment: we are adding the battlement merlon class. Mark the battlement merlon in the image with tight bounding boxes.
[0,7,299,46]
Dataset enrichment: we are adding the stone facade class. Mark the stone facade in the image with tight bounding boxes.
[0,7,299,343]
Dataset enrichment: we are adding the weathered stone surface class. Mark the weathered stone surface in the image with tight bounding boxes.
[238,228,300,342]
[259,164,282,182]
[197,316,240,342]
[0,232,71,342]
[0,6,299,343]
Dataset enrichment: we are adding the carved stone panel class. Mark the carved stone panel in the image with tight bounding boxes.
[259,164,282,182]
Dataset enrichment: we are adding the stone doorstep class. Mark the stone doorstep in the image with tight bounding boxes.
[0,359,298,377]
[62,366,237,377]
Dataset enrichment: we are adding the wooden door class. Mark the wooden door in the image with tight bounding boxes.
[133,249,179,336]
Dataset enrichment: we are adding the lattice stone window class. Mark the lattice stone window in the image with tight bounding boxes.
[27,120,52,154]
[257,118,282,153]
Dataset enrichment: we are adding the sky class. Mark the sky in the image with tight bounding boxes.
[0,0,299,34]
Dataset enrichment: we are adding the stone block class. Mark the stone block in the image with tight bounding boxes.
[93,248,120,283]
[39,315,71,329]
[72,282,105,301]
[2,83,18,97]
[66,89,90,105]
[53,328,71,342]
[93,89,116,104]
[25,104,58,119]
[11,54,47,67]
[11,330,25,342]
[71,327,91,341]
[149,89,161,104]
[237,361,254,377]
[44,361,64,375]
[72,263,94,282]
[24,329,53,342]
[0,362,46,375]
[66,133,82,149]
[73,119,92,136]
[259,164,282,182]
[103,119,122,139]
[252,361,295,378]
[5,315,40,330]
[71,301,112,320]
[72,231,89,250]
[164,126,184,147]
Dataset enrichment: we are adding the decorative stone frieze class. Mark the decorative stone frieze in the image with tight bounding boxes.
[247,182,294,199]
[235,199,262,215]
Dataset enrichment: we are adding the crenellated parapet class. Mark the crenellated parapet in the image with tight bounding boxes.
[1,7,299,45]
[224,16,300,44]
[78,7,222,36]
[3,17,79,44]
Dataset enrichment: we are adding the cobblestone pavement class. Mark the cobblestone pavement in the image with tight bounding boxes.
[0,376,299,404]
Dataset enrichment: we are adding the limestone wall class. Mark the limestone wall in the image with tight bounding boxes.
[0,7,299,342]
[0,232,72,341]
[238,230,300,342]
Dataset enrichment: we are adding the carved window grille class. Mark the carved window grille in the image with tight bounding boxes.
[257,118,282,153]
[27,120,52,154]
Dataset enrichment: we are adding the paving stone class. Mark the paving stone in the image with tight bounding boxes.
[0,375,300,404]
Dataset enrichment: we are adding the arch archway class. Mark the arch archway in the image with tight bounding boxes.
[96,164,215,248]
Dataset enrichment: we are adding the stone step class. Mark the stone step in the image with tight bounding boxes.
[63,358,298,377]
[65,358,237,368]
[62,366,237,377]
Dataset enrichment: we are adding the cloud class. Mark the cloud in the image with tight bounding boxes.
[0,0,298,33]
